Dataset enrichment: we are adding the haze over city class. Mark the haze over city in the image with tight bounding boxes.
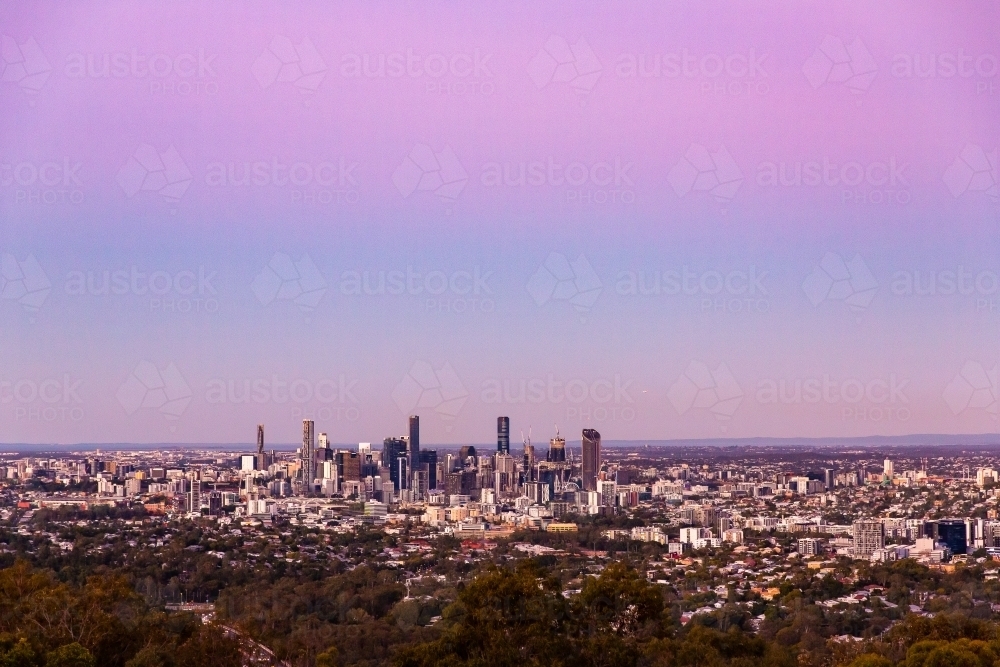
[2,2,998,447]
[2,2,1000,667]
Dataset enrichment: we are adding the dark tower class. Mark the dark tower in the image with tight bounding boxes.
[383,437,407,490]
[256,424,265,470]
[408,415,420,470]
[548,428,566,463]
[419,449,438,490]
[301,420,315,488]
[497,416,510,454]
[581,428,601,491]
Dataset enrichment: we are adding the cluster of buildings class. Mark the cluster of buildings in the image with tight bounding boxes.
[254,417,611,514]
[8,431,1000,570]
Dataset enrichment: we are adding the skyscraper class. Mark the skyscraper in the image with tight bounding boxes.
[458,445,477,466]
[419,449,438,490]
[852,520,885,557]
[497,416,510,454]
[548,429,566,463]
[581,428,601,491]
[383,437,407,490]
[336,451,361,482]
[302,419,315,490]
[523,443,536,482]
[188,479,201,514]
[935,520,968,555]
[408,415,420,470]
[256,424,265,470]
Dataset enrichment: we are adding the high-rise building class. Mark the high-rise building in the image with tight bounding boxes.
[935,520,968,555]
[188,479,201,514]
[337,451,361,482]
[302,420,316,490]
[823,468,835,490]
[383,437,407,490]
[256,424,265,470]
[548,429,566,463]
[852,520,885,557]
[797,538,820,556]
[408,415,420,470]
[883,458,894,478]
[419,450,438,490]
[458,445,477,467]
[497,416,510,454]
[581,428,601,491]
[411,469,428,499]
[523,444,536,482]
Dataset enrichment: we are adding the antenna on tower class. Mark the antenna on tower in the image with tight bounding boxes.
[555,424,560,437]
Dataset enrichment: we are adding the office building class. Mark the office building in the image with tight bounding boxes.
[548,430,566,463]
[419,450,438,489]
[523,443,535,481]
[883,458,894,478]
[409,415,420,470]
[256,424,265,470]
[497,416,510,454]
[935,520,968,556]
[301,420,315,489]
[383,437,408,490]
[457,445,477,467]
[337,451,361,483]
[188,479,201,514]
[581,428,601,491]
[852,520,885,557]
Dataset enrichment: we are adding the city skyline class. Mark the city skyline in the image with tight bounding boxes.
[3,3,999,666]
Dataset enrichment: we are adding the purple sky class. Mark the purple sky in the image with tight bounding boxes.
[1,1,998,446]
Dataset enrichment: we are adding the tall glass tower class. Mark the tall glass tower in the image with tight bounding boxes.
[497,416,510,454]
[301,419,315,489]
[581,428,601,491]
[548,430,566,463]
[256,424,265,470]
[408,415,420,470]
